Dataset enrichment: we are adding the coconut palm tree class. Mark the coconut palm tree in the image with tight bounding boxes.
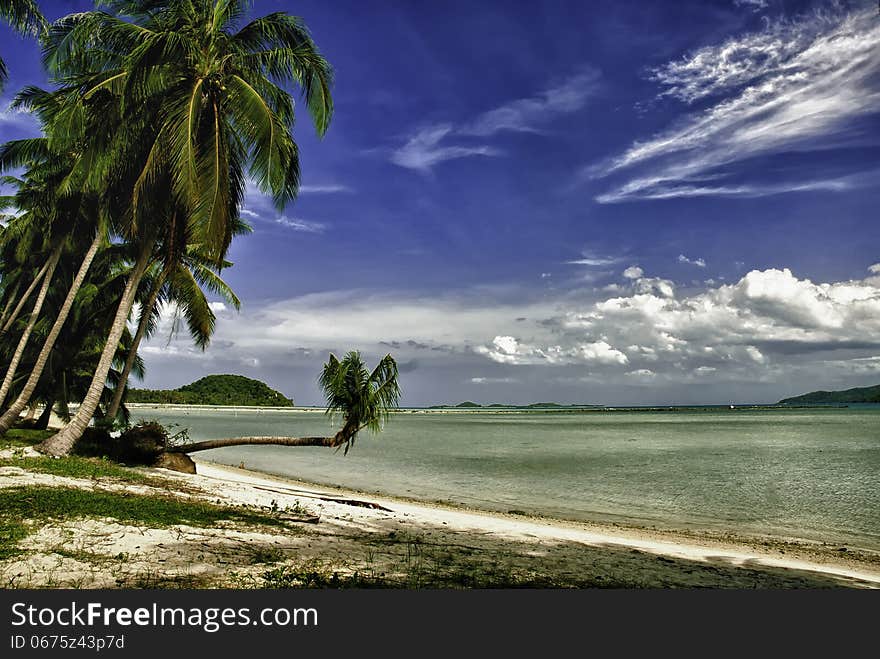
[37,0,333,455]
[169,352,400,457]
[0,136,107,430]
[0,242,138,429]
[104,214,248,422]
[104,243,243,421]
[0,0,46,89]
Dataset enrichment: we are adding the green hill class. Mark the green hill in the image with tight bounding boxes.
[778,384,880,405]
[127,374,293,407]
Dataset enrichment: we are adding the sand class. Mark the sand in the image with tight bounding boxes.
[2,452,879,589]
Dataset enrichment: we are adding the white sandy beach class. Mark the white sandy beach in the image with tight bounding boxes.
[2,448,878,589]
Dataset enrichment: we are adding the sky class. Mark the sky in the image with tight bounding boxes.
[1,0,879,406]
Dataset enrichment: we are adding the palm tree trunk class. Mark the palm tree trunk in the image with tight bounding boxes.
[34,398,55,430]
[0,245,62,408]
[0,280,22,329]
[36,242,153,456]
[0,233,102,434]
[1,258,52,334]
[105,266,168,421]
[172,434,343,453]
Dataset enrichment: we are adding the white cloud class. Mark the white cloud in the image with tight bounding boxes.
[0,103,39,130]
[623,266,644,279]
[137,267,880,398]
[470,377,517,384]
[733,0,768,12]
[475,336,628,366]
[678,254,707,268]
[208,302,227,313]
[390,124,499,172]
[566,253,623,267]
[276,217,326,233]
[299,184,352,194]
[868,263,880,274]
[593,6,880,202]
[392,70,600,172]
[461,70,601,136]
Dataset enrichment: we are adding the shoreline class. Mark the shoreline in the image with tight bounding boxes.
[189,458,880,587]
[126,403,866,414]
[3,441,879,588]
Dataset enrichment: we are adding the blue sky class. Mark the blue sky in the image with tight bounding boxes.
[2,0,879,405]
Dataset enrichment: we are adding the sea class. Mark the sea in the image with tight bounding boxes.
[131,406,880,550]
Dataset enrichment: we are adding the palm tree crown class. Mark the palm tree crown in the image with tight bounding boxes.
[320,352,401,454]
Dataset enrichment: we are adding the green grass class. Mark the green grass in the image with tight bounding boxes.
[1,428,180,488]
[0,455,170,487]
[0,429,54,448]
[0,485,293,560]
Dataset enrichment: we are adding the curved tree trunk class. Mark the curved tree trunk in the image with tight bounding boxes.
[0,233,103,434]
[34,398,55,430]
[0,258,52,334]
[36,242,153,457]
[0,246,62,408]
[0,281,22,329]
[172,434,343,454]
[105,266,168,421]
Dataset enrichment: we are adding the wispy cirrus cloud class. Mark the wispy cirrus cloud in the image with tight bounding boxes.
[592,5,880,202]
[733,0,769,14]
[275,216,326,233]
[392,69,601,173]
[390,124,499,173]
[298,184,352,194]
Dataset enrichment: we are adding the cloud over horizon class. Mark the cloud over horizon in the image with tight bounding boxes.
[139,264,880,405]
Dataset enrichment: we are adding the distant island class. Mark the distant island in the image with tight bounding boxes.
[429,401,603,410]
[778,383,880,405]
[127,374,294,407]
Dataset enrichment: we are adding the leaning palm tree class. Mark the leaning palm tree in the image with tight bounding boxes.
[0,0,46,89]
[104,218,248,422]
[37,0,333,455]
[168,352,400,458]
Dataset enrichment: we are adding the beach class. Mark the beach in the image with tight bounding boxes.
[2,448,878,589]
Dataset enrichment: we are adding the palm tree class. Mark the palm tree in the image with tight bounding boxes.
[0,0,46,89]
[104,216,247,421]
[104,244,242,421]
[0,243,138,429]
[0,137,106,430]
[37,0,333,455]
[169,352,400,456]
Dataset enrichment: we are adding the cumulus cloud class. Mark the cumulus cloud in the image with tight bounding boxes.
[593,5,880,201]
[392,70,600,172]
[622,266,644,279]
[475,336,628,366]
[137,264,880,402]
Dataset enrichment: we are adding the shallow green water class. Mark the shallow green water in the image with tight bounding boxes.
[133,407,880,549]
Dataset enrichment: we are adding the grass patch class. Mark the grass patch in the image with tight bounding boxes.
[0,485,294,560]
[0,429,54,449]
[0,455,171,486]
[0,518,29,560]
